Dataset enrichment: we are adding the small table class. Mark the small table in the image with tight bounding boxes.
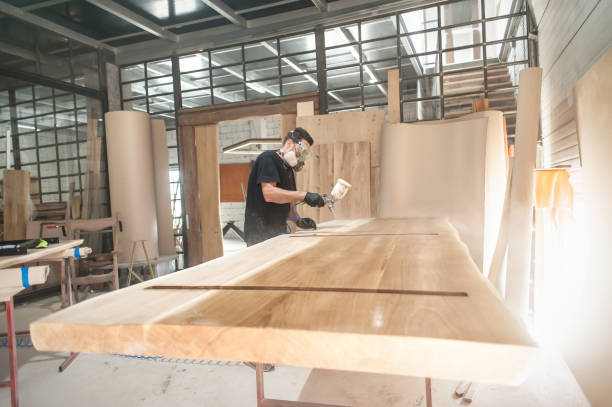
[0,240,85,407]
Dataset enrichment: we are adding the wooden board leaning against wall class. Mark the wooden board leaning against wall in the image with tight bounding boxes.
[177,93,318,267]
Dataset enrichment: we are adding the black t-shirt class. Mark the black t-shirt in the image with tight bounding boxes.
[244,150,296,246]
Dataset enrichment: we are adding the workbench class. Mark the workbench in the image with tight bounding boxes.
[0,240,85,407]
[30,219,537,406]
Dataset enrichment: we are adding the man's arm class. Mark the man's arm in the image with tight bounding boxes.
[261,182,306,204]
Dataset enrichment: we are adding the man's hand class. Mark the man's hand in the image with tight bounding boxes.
[304,192,325,207]
[296,217,317,230]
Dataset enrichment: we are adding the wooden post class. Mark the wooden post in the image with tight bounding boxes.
[3,169,31,240]
[472,98,489,112]
[297,101,314,117]
[387,69,401,123]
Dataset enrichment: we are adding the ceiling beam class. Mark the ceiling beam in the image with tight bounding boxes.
[0,0,115,52]
[199,0,247,27]
[310,0,328,12]
[85,0,178,42]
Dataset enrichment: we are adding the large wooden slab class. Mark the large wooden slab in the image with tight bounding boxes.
[2,169,31,240]
[31,219,536,384]
[0,240,84,269]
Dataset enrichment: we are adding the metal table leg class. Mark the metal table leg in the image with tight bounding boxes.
[0,298,19,407]
[59,258,79,372]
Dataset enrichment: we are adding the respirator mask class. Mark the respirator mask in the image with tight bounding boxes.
[282,133,312,172]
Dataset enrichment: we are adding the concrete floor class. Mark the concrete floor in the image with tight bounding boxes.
[0,294,591,407]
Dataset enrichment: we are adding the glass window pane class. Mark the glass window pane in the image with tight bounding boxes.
[400,32,439,56]
[38,130,56,146]
[22,164,38,177]
[0,90,7,106]
[58,127,77,144]
[39,146,57,161]
[181,89,212,108]
[214,84,244,104]
[179,54,209,72]
[400,7,438,33]
[485,0,524,18]
[148,96,175,113]
[247,78,280,99]
[212,65,243,86]
[56,111,76,127]
[402,55,440,78]
[0,108,10,120]
[363,60,398,84]
[121,64,145,82]
[364,83,388,106]
[280,33,315,54]
[327,87,361,111]
[245,59,279,81]
[17,117,36,132]
[41,178,59,193]
[403,76,441,99]
[181,71,210,90]
[486,39,528,65]
[55,94,75,111]
[59,159,78,176]
[362,17,397,41]
[443,45,483,68]
[20,149,37,164]
[246,41,277,60]
[16,103,34,118]
[325,24,359,47]
[148,77,174,96]
[281,52,316,75]
[34,86,52,99]
[362,37,397,62]
[123,98,147,112]
[122,81,146,99]
[58,144,76,159]
[327,65,361,90]
[485,15,526,42]
[403,99,441,122]
[75,95,87,109]
[19,134,36,149]
[15,87,33,103]
[442,23,482,50]
[35,99,54,115]
[147,59,172,78]
[211,46,242,66]
[326,45,360,69]
[440,0,480,27]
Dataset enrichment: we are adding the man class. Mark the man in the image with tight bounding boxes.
[244,127,325,247]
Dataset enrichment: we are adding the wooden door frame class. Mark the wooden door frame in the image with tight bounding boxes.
[177,93,319,267]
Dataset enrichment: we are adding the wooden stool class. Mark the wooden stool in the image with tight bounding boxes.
[127,240,155,286]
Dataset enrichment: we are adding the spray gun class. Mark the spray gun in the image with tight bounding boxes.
[322,178,352,213]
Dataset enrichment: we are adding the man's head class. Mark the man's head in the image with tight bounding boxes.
[280,127,313,171]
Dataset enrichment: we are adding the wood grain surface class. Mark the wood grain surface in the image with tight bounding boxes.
[30,219,536,384]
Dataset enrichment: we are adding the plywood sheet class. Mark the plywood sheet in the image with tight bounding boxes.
[567,46,612,407]
[195,125,223,261]
[378,113,506,273]
[151,119,176,256]
[105,111,159,263]
[505,68,542,319]
[2,169,30,240]
[332,141,370,220]
[297,109,385,217]
[219,163,251,202]
[30,218,536,384]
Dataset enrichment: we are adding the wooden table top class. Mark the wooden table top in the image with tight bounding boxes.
[30,219,536,384]
[0,240,84,269]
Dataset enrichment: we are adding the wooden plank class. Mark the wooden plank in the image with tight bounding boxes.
[297,101,314,117]
[317,144,334,224]
[280,114,296,140]
[472,98,489,112]
[3,169,31,240]
[151,119,176,256]
[195,124,223,262]
[219,163,251,202]
[387,69,400,123]
[178,93,318,127]
[178,126,202,267]
[30,218,536,384]
[332,142,370,220]
[0,265,50,301]
[505,68,543,319]
[571,45,612,407]
[0,240,83,269]
[297,109,385,218]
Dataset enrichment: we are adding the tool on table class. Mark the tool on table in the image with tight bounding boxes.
[322,178,352,213]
